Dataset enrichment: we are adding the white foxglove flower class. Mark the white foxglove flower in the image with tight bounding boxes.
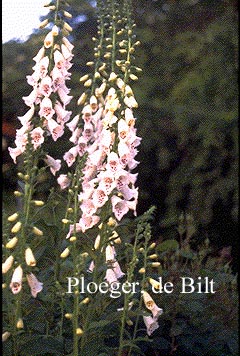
[10,265,23,294]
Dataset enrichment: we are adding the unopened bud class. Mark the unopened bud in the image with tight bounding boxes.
[79,74,89,82]
[148,254,158,260]
[60,247,70,258]
[7,213,19,222]
[62,219,70,224]
[16,318,24,329]
[138,267,145,274]
[84,79,92,87]
[80,297,90,305]
[63,10,72,18]
[151,262,161,268]
[149,242,156,250]
[63,22,73,32]
[32,226,43,236]
[70,236,77,242]
[65,313,73,319]
[77,92,87,105]
[2,331,11,342]
[11,221,22,234]
[76,328,83,335]
[33,200,45,206]
[14,191,23,197]
[6,237,18,249]
[39,19,49,29]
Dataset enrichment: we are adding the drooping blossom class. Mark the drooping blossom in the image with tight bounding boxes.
[10,265,23,294]
[26,273,43,298]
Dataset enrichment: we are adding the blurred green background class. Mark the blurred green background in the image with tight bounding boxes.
[2,0,238,270]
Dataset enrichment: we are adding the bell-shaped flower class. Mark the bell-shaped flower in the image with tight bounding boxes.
[26,273,43,298]
[63,146,78,167]
[30,127,45,150]
[17,105,35,126]
[39,75,53,97]
[45,154,61,176]
[142,290,163,320]
[54,101,72,124]
[66,114,80,132]
[57,174,71,190]
[39,97,55,120]
[106,245,116,262]
[111,195,130,221]
[10,265,23,294]
[143,315,159,336]
[44,31,54,48]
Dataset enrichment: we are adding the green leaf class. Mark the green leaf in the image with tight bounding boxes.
[157,239,179,252]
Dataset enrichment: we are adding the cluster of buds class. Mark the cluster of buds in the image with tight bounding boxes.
[8,1,74,170]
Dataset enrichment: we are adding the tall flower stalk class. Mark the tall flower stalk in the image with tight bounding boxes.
[2,0,74,352]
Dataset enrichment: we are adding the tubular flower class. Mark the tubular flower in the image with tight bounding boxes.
[142,291,163,320]
[10,265,23,294]
[143,315,159,336]
[26,273,43,298]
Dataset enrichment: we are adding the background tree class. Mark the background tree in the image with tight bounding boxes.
[2,0,238,270]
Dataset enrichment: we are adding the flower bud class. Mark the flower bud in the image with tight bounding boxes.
[63,10,72,18]
[6,237,18,249]
[60,247,70,258]
[14,191,23,197]
[63,22,73,32]
[25,248,36,266]
[39,19,49,29]
[7,213,19,222]
[149,242,156,250]
[70,236,77,242]
[2,331,11,342]
[84,79,92,87]
[11,221,22,233]
[65,313,73,319]
[32,226,43,236]
[77,92,87,105]
[80,297,90,305]
[16,318,24,329]
[151,262,161,268]
[76,328,84,335]
[32,200,45,206]
[62,219,70,224]
[2,255,14,273]
[148,254,158,260]
[138,267,145,274]
[79,74,89,82]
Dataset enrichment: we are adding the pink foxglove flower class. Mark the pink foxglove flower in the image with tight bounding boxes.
[111,195,130,221]
[57,174,71,190]
[10,265,23,294]
[142,291,163,320]
[39,97,55,120]
[63,146,78,167]
[143,315,159,336]
[26,273,43,298]
[45,155,61,176]
[30,127,45,150]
